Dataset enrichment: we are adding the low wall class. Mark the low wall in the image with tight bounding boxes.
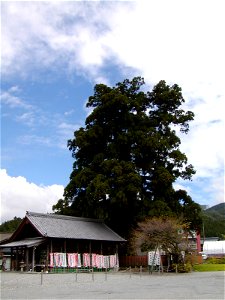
[119,255,169,267]
[120,254,204,267]
[119,255,148,267]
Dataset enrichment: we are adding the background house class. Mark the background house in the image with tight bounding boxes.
[203,239,225,257]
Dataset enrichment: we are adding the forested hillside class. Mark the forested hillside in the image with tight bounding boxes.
[0,217,22,233]
[202,203,225,239]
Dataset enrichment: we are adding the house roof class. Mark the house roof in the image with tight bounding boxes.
[203,240,225,255]
[0,232,13,243]
[24,212,126,242]
[0,237,46,248]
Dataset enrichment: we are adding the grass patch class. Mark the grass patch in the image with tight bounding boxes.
[193,264,225,272]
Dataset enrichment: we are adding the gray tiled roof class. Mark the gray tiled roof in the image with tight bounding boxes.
[0,237,46,248]
[0,232,13,242]
[26,212,125,242]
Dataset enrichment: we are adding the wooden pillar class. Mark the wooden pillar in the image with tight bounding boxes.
[116,244,118,255]
[46,244,49,272]
[89,241,92,267]
[25,248,29,271]
[32,247,35,272]
[15,248,18,271]
[64,239,67,253]
[10,248,13,271]
[50,239,53,253]
[116,244,119,268]
[89,241,92,253]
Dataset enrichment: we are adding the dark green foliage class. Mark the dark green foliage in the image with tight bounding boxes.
[202,203,225,239]
[0,217,22,232]
[205,203,225,216]
[53,77,201,237]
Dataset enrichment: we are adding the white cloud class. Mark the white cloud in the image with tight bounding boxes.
[2,1,224,84]
[203,175,224,207]
[1,0,224,207]
[64,110,74,116]
[180,119,224,178]
[174,172,224,208]
[1,88,33,110]
[1,1,121,79]
[18,135,52,146]
[1,85,80,147]
[56,122,79,149]
[0,169,64,223]
[58,122,77,133]
[16,112,36,126]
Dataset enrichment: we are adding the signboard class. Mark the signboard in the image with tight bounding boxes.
[148,250,160,266]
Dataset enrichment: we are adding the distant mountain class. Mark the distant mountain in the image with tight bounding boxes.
[202,203,225,239]
[206,203,225,216]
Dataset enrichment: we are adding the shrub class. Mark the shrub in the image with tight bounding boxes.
[171,263,192,273]
[207,257,225,264]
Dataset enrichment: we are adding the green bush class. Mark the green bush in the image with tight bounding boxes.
[171,263,192,273]
[206,257,225,264]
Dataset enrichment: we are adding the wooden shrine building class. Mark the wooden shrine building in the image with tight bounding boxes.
[0,212,126,272]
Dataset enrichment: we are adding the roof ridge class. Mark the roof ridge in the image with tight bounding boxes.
[26,211,103,223]
[103,223,127,241]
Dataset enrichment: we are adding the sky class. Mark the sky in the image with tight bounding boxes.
[1,0,224,223]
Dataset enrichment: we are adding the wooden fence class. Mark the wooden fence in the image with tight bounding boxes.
[120,255,171,268]
[120,254,206,268]
[119,255,148,267]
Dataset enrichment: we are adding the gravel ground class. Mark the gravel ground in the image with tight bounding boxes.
[0,271,224,299]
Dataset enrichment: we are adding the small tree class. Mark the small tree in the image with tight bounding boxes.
[131,217,192,271]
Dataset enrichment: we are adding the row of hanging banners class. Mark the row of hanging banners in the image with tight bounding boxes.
[49,253,119,269]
